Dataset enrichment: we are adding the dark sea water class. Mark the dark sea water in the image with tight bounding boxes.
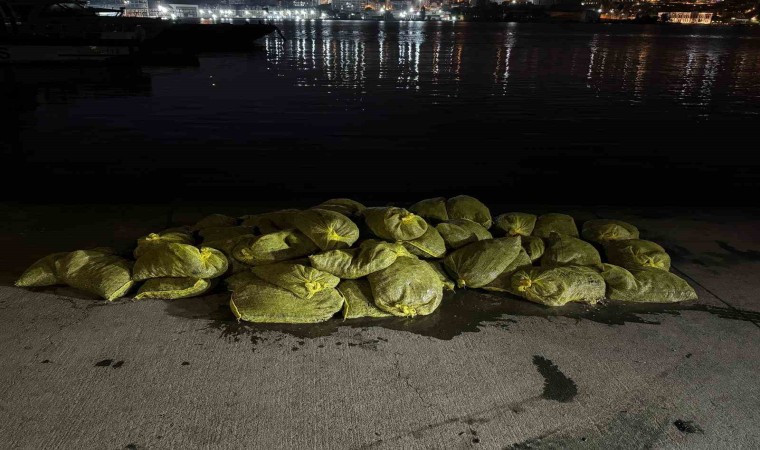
[2,22,759,204]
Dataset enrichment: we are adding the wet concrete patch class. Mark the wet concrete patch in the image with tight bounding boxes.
[504,409,673,449]
[532,356,578,403]
[663,240,760,270]
[162,287,760,350]
[673,419,703,434]
[94,359,123,368]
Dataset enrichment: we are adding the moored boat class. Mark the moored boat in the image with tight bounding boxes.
[0,0,278,64]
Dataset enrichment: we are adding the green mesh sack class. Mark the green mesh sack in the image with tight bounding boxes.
[134,277,211,300]
[604,239,671,271]
[338,279,393,319]
[533,213,579,238]
[133,243,228,280]
[251,262,340,299]
[363,207,428,241]
[313,198,366,218]
[55,250,134,301]
[483,248,533,294]
[230,278,344,324]
[368,257,443,317]
[192,214,238,231]
[436,219,492,249]
[541,233,602,269]
[308,240,401,279]
[293,209,360,251]
[600,264,697,303]
[239,209,300,235]
[408,197,449,223]
[522,235,545,262]
[202,232,257,256]
[403,226,446,259]
[494,213,537,237]
[134,230,194,258]
[232,230,318,266]
[582,219,640,244]
[15,252,68,287]
[425,261,456,291]
[199,226,253,243]
[224,270,259,292]
[443,237,521,288]
[511,265,605,307]
[446,195,492,229]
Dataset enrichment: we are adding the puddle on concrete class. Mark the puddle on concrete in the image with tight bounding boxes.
[532,355,578,403]
[663,240,760,270]
[163,288,760,345]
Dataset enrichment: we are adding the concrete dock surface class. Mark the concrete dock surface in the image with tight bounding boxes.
[0,203,758,449]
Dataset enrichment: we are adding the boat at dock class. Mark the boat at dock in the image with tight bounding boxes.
[0,0,278,64]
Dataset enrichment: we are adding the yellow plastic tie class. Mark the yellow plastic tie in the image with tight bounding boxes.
[517,278,533,292]
[304,281,323,299]
[400,213,416,224]
[326,228,346,243]
[399,305,417,317]
[146,233,160,240]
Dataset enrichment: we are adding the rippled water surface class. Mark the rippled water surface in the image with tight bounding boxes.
[2,22,759,202]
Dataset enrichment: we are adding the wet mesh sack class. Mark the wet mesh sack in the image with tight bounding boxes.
[436,219,492,249]
[313,198,366,218]
[521,235,545,262]
[446,195,492,229]
[408,197,449,223]
[230,278,344,324]
[363,207,428,241]
[403,226,447,259]
[134,277,212,300]
[308,240,401,279]
[192,214,238,231]
[55,249,135,301]
[604,239,671,271]
[541,233,602,269]
[483,248,533,294]
[368,257,443,317]
[293,209,360,251]
[582,219,640,244]
[494,213,537,237]
[15,252,68,287]
[251,262,340,299]
[600,264,697,303]
[533,213,579,238]
[443,237,522,288]
[511,265,605,307]
[239,209,300,235]
[201,227,257,256]
[425,260,456,291]
[232,230,318,266]
[133,243,228,280]
[199,226,253,243]
[338,279,393,319]
[134,230,194,258]
[224,270,259,292]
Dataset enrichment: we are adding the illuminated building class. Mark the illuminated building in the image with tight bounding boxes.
[660,11,713,22]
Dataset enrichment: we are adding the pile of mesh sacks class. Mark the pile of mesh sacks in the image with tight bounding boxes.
[15,196,697,323]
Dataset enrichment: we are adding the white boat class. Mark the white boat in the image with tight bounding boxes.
[0,0,166,64]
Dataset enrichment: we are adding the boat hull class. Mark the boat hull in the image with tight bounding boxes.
[0,43,134,64]
[150,23,278,52]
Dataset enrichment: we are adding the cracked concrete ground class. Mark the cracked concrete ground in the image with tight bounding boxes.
[0,203,758,449]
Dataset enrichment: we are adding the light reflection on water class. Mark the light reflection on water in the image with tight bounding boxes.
[261,21,760,115]
[2,22,760,202]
